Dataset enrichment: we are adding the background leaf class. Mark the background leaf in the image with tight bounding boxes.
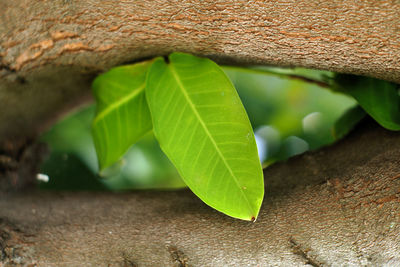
[92,61,153,169]
[335,74,400,130]
[224,66,357,164]
[145,53,264,220]
[40,105,185,190]
[331,106,366,139]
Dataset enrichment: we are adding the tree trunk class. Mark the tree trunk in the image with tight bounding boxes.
[1,1,400,266]
[1,0,400,140]
[1,122,400,266]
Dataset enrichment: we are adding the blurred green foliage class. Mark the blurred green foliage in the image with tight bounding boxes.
[334,74,400,130]
[39,67,356,190]
[225,67,356,164]
[40,106,185,190]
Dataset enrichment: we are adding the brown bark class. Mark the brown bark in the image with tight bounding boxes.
[1,0,400,140]
[1,122,400,266]
[1,1,400,266]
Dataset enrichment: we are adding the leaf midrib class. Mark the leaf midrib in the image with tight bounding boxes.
[169,64,255,217]
[93,82,146,125]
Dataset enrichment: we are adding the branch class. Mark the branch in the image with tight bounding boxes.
[222,66,332,88]
[1,122,399,266]
[1,0,400,140]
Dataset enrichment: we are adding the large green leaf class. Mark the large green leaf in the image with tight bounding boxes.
[145,53,264,220]
[92,61,152,170]
[335,75,400,130]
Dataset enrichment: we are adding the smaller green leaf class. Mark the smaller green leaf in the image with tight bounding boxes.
[332,106,366,140]
[92,61,153,170]
[335,74,400,130]
[145,53,264,221]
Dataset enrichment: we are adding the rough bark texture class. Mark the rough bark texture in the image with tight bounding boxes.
[1,121,400,266]
[1,0,400,140]
[1,1,400,266]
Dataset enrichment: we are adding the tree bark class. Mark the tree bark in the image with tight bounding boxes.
[1,1,400,266]
[1,0,400,140]
[1,121,400,266]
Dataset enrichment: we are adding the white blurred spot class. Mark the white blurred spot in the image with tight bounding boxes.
[36,173,49,183]
[302,112,324,135]
[254,134,267,162]
[283,136,309,157]
[254,125,281,161]
[123,148,152,180]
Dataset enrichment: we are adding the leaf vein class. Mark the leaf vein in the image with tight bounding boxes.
[169,64,254,215]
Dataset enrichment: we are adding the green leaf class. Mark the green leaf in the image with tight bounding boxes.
[92,61,153,170]
[335,74,400,130]
[145,53,264,220]
[332,106,366,140]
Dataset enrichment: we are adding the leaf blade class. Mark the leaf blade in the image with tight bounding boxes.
[146,53,264,220]
[331,106,366,140]
[335,75,400,131]
[92,61,152,170]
